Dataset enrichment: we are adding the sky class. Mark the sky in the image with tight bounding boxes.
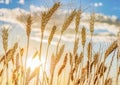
[0,0,120,18]
[0,0,119,52]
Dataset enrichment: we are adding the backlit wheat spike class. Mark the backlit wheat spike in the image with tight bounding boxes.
[28,66,40,82]
[97,62,107,77]
[0,43,18,63]
[41,12,47,32]
[105,41,117,59]
[26,14,32,37]
[75,10,81,33]
[87,60,90,78]
[55,44,65,64]
[74,54,78,65]
[45,2,60,23]
[48,25,57,45]
[58,54,67,76]
[20,48,24,57]
[90,12,95,36]
[0,69,3,77]
[70,67,75,81]
[2,27,9,52]
[41,2,60,33]
[87,42,92,61]
[117,31,120,58]
[105,78,112,85]
[61,10,76,33]
[69,53,73,66]
[73,38,79,54]
[75,52,83,71]
[93,52,99,66]
[81,26,86,47]
[77,52,83,65]
[32,50,38,59]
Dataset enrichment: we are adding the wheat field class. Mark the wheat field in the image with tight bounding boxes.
[0,2,120,85]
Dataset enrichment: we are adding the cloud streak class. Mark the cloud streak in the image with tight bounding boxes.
[0,5,119,43]
[18,0,24,5]
[0,0,10,4]
[94,2,103,7]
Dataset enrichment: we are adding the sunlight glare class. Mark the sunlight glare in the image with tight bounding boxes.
[26,55,42,71]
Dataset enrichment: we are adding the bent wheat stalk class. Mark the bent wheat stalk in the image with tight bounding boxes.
[56,10,76,54]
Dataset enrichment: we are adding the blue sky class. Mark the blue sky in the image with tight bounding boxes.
[0,0,120,18]
[0,0,119,46]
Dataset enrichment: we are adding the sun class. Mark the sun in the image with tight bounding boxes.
[26,55,50,76]
[26,55,42,71]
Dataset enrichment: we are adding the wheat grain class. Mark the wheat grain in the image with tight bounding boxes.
[69,53,73,66]
[117,32,120,58]
[75,10,81,33]
[0,69,3,77]
[81,27,86,47]
[58,54,67,76]
[105,78,112,85]
[87,42,92,61]
[28,66,40,82]
[90,12,95,36]
[1,27,9,52]
[26,14,32,38]
[41,2,60,33]
[73,38,79,54]
[93,53,99,66]
[45,2,60,23]
[48,25,57,45]
[105,41,117,59]
[61,10,76,33]
[55,44,65,64]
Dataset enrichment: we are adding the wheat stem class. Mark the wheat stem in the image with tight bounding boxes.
[39,32,44,60]
[56,33,62,54]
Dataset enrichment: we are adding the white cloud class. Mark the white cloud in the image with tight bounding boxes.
[0,8,28,27]
[0,0,10,4]
[18,0,24,5]
[94,2,103,7]
[5,0,10,4]
[0,5,119,43]
[0,0,4,3]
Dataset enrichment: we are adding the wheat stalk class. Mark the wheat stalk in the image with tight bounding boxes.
[24,14,32,85]
[56,10,76,54]
[40,3,60,61]
[50,45,65,85]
